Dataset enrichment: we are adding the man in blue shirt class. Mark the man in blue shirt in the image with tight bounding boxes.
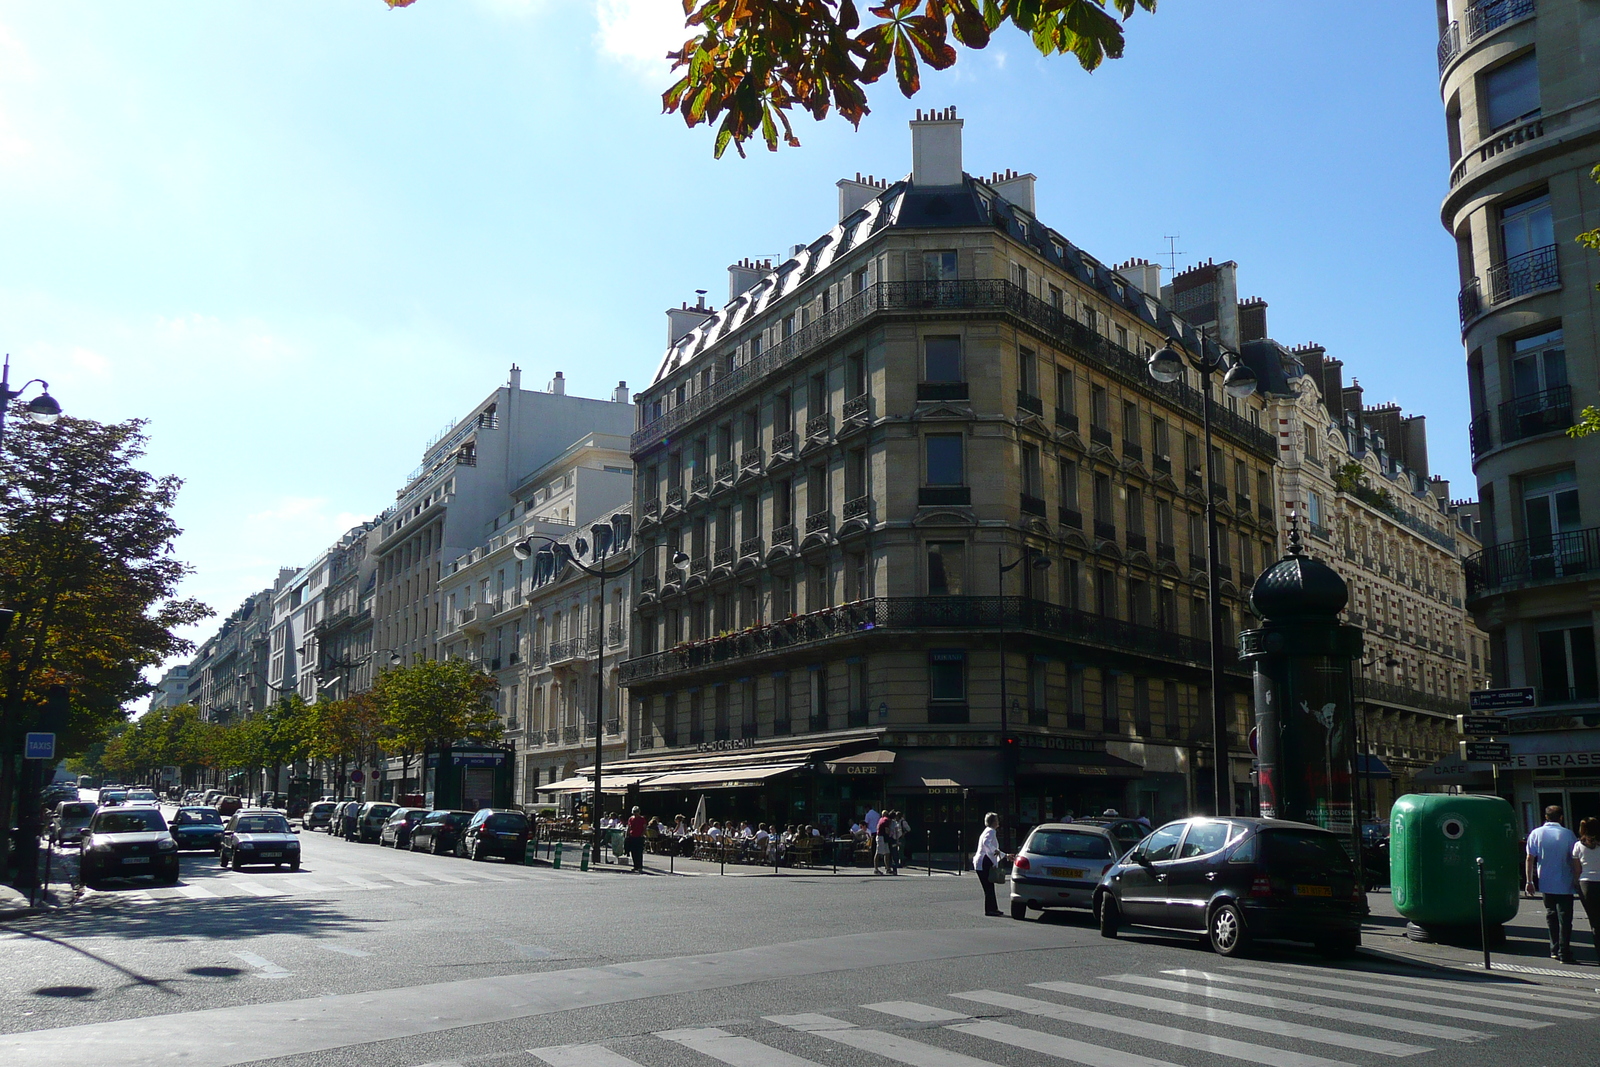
[1526,805,1581,963]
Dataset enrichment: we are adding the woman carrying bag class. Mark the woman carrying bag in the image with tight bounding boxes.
[973,812,1009,917]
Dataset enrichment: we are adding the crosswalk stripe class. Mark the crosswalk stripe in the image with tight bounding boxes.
[950,1018,1194,1067]
[125,891,156,905]
[660,1026,826,1066]
[767,1014,1001,1067]
[956,990,1374,1066]
[336,875,386,889]
[283,879,333,892]
[417,871,474,884]
[226,880,285,897]
[529,1046,642,1067]
[766,1014,855,1031]
[1029,980,1431,1058]
[1239,964,1600,1008]
[1110,974,1497,1040]
[461,869,516,881]
[377,872,430,886]
[1167,969,1569,1027]
[175,884,216,899]
[865,1001,971,1022]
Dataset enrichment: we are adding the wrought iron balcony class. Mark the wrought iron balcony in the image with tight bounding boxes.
[640,575,659,594]
[691,473,711,497]
[1021,493,1046,517]
[1189,552,1207,572]
[1058,506,1082,530]
[690,555,709,575]
[1488,244,1559,304]
[1466,525,1600,597]
[1093,519,1117,542]
[618,595,1226,685]
[1154,455,1172,475]
[640,498,661,523]
[843,394,869,420]
[714,545,735,567]
[1309,521,1332,542]
[740,446,763,470]
[544,728,559,745]
[1156,541,1175,563]
[1055,408,1078,432]
[1122,441,1143,462]
[1356,676,1469,716]
[1090,425,1113,447]
[607,621,627,646]
[1467,0,1535,42]
[917,381,969,402]
[1186,469,1203,491]
[805,511,833,534]
[919,487,971,507]
[1437,20,1461,71]
[772,430,797,455]
[665,486,685,509]
[1498,384,1571,444]
[715,460,736,485]
[1125,531,1147,553]
[806,413,832,438]
[562,726,580,744]
[1017,391,1043,417]
[1257,503,1274,523]
[843,495,870,520]
[739,535,764,558]
[772,523,796,545]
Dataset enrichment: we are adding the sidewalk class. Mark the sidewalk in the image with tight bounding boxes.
[1359,887,1600,988]
[522,843,965,879]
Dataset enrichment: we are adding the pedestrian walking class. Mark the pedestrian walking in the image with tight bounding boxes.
[1574,817,1600,964]
[625,806,647,873]
[1526,804,1581,963]
[972,812,1008,917]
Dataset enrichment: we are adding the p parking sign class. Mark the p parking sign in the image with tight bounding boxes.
[24,732,55,760]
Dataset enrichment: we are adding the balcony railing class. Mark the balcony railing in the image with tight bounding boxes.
[619,595,1226,685]
[1154,455,1172,475]
[714,545,735,567]
[691,473,711,497]
[633,280,1277,458]
[806,413,832,438]
[665,486,685,509]
[772,523,796,546]
[1093,519,1117,541]
[1466,526,1600,597]
[1021,493,1046,517]
[1059,506,1082,530]
[1156,541,1175,563]
[1468,0,1535,41]
[1488,243,1559,304]
[1356,676,1469,717]
[1055,409,1078,432]
[740,446,763,470]
[1437,20,1461,71]
[1017,391,1044,417]
[1189,552,1207,572]
[739,535,764,558]
[1122,441,1143,462]
[690,555,709,576]
[1499,384,1572,444]
[715,460,736,485]
[843,394,869,420]
[917,381,969,402]
[772,430,797,455]
[1469,412,1493,459]
[1090,425,1113,447]
[1257,503,1274,523]
[805,511,833,534]
[1126,531,1147,553]
[843,495,870,520]
[919,487,971,507]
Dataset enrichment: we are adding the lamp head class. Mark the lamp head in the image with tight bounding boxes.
[1030,553,1053,571]
[1147,338,1186,384]
[512,538,534,560]
[26,390,60,426]
[671,550,690,566]
[1222,359,1258,399]
[387,651,403,667]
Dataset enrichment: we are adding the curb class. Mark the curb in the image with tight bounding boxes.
[1356,939,1600,987]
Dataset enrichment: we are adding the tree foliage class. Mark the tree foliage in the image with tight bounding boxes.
[382,0,1157,158]
[375,658,501,755]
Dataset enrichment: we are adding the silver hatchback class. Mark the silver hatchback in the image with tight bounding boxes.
[1007,822,1123,920]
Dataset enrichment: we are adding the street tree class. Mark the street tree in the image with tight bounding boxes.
[308,692,386,798]
[1,409,208,872]
[382,0,1157,157]
[374,659,501,790]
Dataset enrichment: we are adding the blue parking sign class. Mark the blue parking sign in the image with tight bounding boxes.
[25,732,55,760]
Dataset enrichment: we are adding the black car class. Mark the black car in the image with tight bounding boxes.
[458,808,530,862]
[1069,816,1148,856]
[80,807,180,887]
[170,806,227,853]
[379,807,429,849]
[219,810,302,870]
[408,810,474,855]
[303,801,338,832]
[1360,820,1391,890]
[1095,816,1365,958]
[353,802,399,843]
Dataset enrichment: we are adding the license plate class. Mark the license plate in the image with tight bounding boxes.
[1047,867,1088,879]
[260,851,282,858]
[122,856,150,865]
[1294,884,1332,897]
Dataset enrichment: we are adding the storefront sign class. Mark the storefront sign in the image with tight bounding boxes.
[451,753,506,767]
[1470,687,1536,711]
[1510,750,1600,770]
[696,738,755,753]
[1015,735,1105,754]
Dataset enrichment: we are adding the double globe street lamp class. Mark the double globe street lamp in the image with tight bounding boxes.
[512,513,643,863]
[1146,334,1257,818]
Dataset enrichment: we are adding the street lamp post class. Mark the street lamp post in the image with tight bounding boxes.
[0,354,62,449]
[514,514,643,865]
[1147,334,1257,817]
[997,546,1051,832]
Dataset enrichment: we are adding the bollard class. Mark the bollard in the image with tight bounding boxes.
[926,828,932,876]
[580,846,590,872]
[553,841,564,869]
[1476,856,1492,971]
[721,836,726,876]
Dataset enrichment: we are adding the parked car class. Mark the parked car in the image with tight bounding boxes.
[302,801,338,832]
[1008,822,1123,920]
[1095,816,1366,958]
[458,808,531,862]
[51,800,98,846]
[203,789,224,806]
[80,807,180,887]
[407,810,474,855]
[353,802,399,843]
[1069,816,1148,856]
[379,807,429,849]
[98,789,129,807]
[336,800,363,839]
[170,806,226,853]
[257,791,279,809]
[125,789,161,808]
[216,795,244,817]
[219,810,302,871]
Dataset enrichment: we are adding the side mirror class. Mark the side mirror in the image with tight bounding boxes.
[1132,851,1153,870]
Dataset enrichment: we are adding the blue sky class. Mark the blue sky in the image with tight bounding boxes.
[0,1,1466,687]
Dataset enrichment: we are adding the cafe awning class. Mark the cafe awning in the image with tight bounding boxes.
[1418,755,1495,787]
[825,750,896,775]
[536,773,658,794]
[638,762,807,791]
[1357,754,1392,779]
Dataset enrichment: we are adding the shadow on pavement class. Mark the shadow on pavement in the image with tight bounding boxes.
[5,894,373,943]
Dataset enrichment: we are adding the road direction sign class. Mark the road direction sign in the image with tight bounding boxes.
[1457,716,1505,736]
[24,732,55,760]
[1469,687,1536,712]
[1461,741,1511,763]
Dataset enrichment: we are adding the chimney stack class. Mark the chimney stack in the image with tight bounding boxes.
[548,370,566,396]
[728,258,772,300]
[988,168,1036,214]
[836,173,890,221]
[910,106,963,186]
[1238,297,1268,343]
[666,298,715,345]
[509,363,522,391]
[613,380,630,404]
[1115,258,1162,299]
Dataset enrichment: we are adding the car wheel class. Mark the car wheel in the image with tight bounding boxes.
[158,869,179,886]
[433,837,446,856]
[1208,903,1250,957]
[470,838,485,861]
[289,859,300,872]
[1010,900,1029,921]
[231,853,245,871]
[1097,894,1120,938]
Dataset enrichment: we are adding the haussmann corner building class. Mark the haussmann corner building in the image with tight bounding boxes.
[604,110,1287,846]
[1438,0,1600,829]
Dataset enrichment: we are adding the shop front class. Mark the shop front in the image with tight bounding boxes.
[1499,729,1600,833]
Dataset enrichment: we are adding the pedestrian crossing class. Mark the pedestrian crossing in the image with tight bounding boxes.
[88,862,548,904]
[525,960,1600,1067]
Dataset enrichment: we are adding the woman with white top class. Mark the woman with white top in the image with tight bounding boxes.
[972,812,1009,917]
[1574,817,1600,964]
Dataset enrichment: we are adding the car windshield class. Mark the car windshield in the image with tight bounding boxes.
[92,810,167,833]
[235,815,291,833]
[1263,829,1355,873]
[59,803,96,819]
[1026,830,1114,859]
[175,809,223,825]
[128,790,159,801]
[486,813,528,831]
[101,791,128,801]
[368,805,397,817]
[311,803,336,814]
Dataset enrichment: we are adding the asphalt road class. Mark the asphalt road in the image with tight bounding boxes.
[3,807,1597,1067]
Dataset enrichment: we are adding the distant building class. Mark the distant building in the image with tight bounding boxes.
[147,663,191,712]
[187,578,283,723]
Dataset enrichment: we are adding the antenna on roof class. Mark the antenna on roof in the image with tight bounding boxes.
[1162,234,1182,274]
